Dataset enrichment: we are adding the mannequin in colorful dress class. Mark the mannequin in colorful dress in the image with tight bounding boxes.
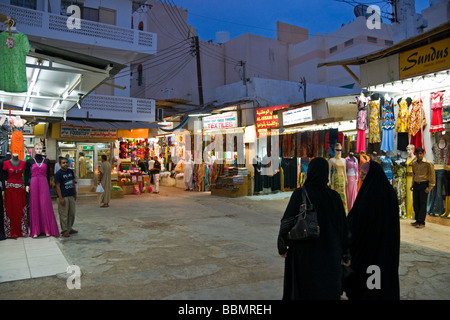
[368,94,381,153]
[405,144,416,219]
[396,97,411,151]
[10,116,26,160]
[381,96,395,152]
[329,143,348,214]
[345,152,359,212]
[427,136,448,216]
[356,94,368,153]
[430,91,444,133]
[25,142,60,237]
[408,98,427,150]
[393,158,407,218]
[2,153,28,238]
[380,151,393,184]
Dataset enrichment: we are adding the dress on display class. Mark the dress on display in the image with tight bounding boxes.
[430,91,444,132]
[396,98,410,151]
[356,96,368,153]
[28,157,60,237]
[393,161,407,218]
[408,99,427,150]
[427,140,448,216]
[329,158,348,214]
[0,119,9,157]
[368,99,381,144]
[10,118,25,160]
[380,155,393,183]
[381,98,395,152]
[345,155,359,212]
[3,160,28,238]
[405,156,415,219]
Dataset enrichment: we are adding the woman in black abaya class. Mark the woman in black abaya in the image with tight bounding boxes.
[278,157,350,300]
[345,160,400,300]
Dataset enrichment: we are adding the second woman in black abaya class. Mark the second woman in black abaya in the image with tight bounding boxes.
[346,160,400,300]
[278,157,350,300]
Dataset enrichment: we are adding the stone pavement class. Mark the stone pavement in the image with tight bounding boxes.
[0,186,449,300]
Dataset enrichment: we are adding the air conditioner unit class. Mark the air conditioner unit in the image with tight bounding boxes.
[156,108,164,121]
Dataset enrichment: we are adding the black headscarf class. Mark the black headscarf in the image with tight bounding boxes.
[304,157,329,187]
[278,157,350,300]
[346,160,400,300]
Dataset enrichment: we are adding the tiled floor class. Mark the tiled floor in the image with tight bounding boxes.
[0,236,70,283]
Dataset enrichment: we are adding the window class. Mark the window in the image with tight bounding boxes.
[367,36,377,43]
[82,7,99,22]
[344,39,354,47]
[385,40,394,46]
[10,0,37,9]
[329,46,338,54]
[61,0,83,16]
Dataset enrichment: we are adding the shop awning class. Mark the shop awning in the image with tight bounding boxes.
[63,120,164,130]
[0,39,126,120]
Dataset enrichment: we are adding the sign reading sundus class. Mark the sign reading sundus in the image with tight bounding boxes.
[399,38,450,80]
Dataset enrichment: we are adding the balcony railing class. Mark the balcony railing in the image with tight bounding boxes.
[0,3,156,55]
[67,94,155,122]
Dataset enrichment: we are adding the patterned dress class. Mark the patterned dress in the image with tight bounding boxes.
[381,98,395,152]
[393,162,407,218]
[408,99,427,149]
[405,156,415,219]
[0,32,31,92]
[430,91,444,132]
[356,96,368,153]
[396,98,410,151]
[329,157,348,214]
[368,99,381,143]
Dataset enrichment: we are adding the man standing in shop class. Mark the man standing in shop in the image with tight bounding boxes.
[151,156,161,194]
[54,157,77,238]
[410,148,435,228]
[98,155,111,208]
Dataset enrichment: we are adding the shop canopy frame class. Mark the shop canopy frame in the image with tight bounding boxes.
[0,39,126,121]
[317,21,450,85]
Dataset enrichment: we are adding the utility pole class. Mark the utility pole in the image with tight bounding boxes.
[193,36,204,106]
[239,60,247,85]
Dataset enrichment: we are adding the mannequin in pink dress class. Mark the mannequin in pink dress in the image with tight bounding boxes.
[25,142,59,238]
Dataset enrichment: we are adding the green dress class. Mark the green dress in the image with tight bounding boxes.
[0,32,31,92]
[393,162,407,218]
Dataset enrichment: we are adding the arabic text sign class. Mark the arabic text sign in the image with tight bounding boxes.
[255,105,289,137]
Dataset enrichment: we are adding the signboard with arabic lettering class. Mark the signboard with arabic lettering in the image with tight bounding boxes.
[60,125,117,139]
[255,105,289,137]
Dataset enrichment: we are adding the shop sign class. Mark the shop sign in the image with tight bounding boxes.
[255,105,289,137]
[60,124,117,139]
[82,146,94,151]
[399,38,450,80]
[203,111,238,130]
[282,105,313,126]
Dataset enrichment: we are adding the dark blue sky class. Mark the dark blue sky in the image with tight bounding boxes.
[174,0,431,41]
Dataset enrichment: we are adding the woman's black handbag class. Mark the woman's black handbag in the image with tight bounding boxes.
[287,188,320,240]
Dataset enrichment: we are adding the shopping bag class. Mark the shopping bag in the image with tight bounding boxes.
[96,183,104,193]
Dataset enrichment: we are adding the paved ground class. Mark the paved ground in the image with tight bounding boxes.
[0,186,449,300]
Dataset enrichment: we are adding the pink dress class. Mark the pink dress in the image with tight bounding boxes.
[356,96,368,153]
[430,91,444,132]
[345,155,359,212]
[29,158,60,237]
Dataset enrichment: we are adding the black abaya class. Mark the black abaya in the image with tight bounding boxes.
[346,160,400,300]
[278,157,350,300]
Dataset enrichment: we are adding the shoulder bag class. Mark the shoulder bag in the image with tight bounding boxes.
[287,188,320,240]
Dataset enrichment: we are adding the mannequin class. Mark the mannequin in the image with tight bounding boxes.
[329,143,348,214]
[427,136,448,216]
[380,150,393,184]
[2,153,28,238]
[345,152,359,212]
[405,144,416,219]
[184,153,194,191]
[25,142,59,237]
[393,156,407,218]
[356,93,368,153]
[368,93,381,153]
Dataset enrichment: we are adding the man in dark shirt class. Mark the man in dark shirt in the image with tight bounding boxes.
[54,157,77,237]
[151,156,161,193]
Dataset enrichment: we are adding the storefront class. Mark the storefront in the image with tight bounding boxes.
[319,22,450,225]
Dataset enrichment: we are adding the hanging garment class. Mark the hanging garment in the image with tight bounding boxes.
[252,158,262,193]
[3,160,28,238]
[358,153,370,191]
[393,162,407,218]
[356,95,368,154]
[396,98,409,133]
[10,118,25,160]
[427,169,445,216]
[28,158,60,237]
[345,155,359,212]
[432,140,449,167]
[430,91,444,132]
[0,119,9,157]
[408,99,427,149]
[0,32,31,92]
[380,156,393,183]
[405,156,415,220]
[381,98,395,152]
[368,99,381,144]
